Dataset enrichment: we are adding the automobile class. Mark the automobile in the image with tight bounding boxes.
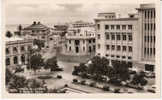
[147,85,156,93]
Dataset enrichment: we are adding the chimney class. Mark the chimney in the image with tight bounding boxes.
[33,21,36,25]
[37,21,41,24]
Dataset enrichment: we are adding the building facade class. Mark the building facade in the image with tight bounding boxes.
[22,21,50,48]
[136,4,156,71]
[94,12,139,67]
[62,25,96,56]
[5,37,33,70]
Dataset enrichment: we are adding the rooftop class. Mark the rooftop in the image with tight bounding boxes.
[23,21,49,31]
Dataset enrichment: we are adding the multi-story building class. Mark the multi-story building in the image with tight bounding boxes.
[5,37,33,70]
[94,12,139,67]
[22,21,50,48]
[136,4,155,71]
[94,4,156,72]
[62,25,96,56]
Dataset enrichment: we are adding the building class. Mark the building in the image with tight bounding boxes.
[69,20,94,28]
[94,12,139,67]
[62,23,96,56]
[22,21,50,48]
[5,37,33,70]
[94,4,156,71]
[136,4,156,71]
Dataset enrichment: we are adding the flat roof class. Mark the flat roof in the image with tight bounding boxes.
[94,18,138,21]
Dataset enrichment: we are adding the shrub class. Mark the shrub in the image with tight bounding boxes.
[80,80,86,85]
[102,85,110,91]
[73,79,78,83]
[57,75,62,79]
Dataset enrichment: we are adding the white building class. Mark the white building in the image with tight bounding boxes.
[94,4,156,72]
[136,4,155,71]
[5,37,33,70]
[94,12,139,67]
[62,24,96,56]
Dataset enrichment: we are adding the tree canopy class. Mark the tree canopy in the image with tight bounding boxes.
[6,31,13,38]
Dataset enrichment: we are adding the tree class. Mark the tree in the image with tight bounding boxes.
[131,71,148,86]
[30,54,44,72]
[5,68,13,85]
[45,57,59,71]
[8,75,27,90]
[6,31,13,38]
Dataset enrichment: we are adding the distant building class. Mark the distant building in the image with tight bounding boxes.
[94,12,139,67]
[69,20,94,28]
[5,37,33,70]
[22,21,50,48]
[136,4,156,71]
[62,23,96,56]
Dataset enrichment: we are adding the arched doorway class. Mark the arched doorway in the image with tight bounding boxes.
[21,55,25,64]
[13,56,18,64]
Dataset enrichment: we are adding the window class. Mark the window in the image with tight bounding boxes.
[147,48,149,55]
[97,34,100,39]
[128,34,132,41]
[21,55,25,63]
[122,34,126,41]
[153,48,155,55]
[13,47,18,52]
[97,24,100,30]
[111,55,114,57]
[123,46,127,51]
[106,45,110,50]
[116,25,120,30]
[111,34,115,40]
[93,45,95,51]
[117,45,121,51]
[6,48,9,54]
[111,25,114,30]
[14,56,18,64]
[128,56,132,59]
[83,46,85,51]
[128,46,132,52]
[150,48,152,55]
[89,40,91,43]
[122,56,126,59]
[144,47,147,55]
[6,58,10,65]
[154,36,156,42]
[105,25,109,30]
[105,54,109,57]
[106,34,109,40]
[111,45,115,50]
[69,40,71,44]
[21,46,25,52]
[93,39,95,43]
[117,34,120,40]
[122,25,126,30]
[98,44,100,49]
[69,46,71,51]
[145,36,147,42]
[128,25,132,30]
[116,55,120,58]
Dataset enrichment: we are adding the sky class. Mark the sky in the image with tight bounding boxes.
[3,0,155,25]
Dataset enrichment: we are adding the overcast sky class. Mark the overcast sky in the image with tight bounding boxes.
[4,0,155,25]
